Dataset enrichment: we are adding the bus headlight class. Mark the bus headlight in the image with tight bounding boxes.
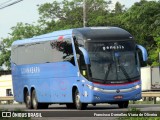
[86,84,103,91]
[93,87,102,91]
[134,84,141,89]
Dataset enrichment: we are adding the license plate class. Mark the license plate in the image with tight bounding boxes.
[114,95,123,99]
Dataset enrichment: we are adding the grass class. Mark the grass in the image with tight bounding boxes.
[130,100,160,104]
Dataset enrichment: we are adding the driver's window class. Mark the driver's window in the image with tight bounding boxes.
[73,36,89,78]
[79,53,88,77]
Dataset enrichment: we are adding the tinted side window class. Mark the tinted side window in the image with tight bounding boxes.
[73,35,84,47]
[16,45,30,65]
[12,38,75,65]
[25,44,35,64]
[50,38,75,65]
[11,46,18,64]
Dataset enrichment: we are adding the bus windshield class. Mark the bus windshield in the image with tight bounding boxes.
[85,41,140,83]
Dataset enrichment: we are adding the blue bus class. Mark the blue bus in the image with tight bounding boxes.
[11,27,148,110]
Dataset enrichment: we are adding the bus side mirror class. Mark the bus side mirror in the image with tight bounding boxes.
[137,45,148,61]
[79,47,90,64]
[79,47,92,79]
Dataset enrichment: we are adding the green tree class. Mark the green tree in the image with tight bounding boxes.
[85,0,111,26]
[0,23,42,69]
[149,37,160,66]
[0,0,112,69]
[114,1,125,14]
[0,0,160,69]
[120,0,160,66]
[38,0,111,31]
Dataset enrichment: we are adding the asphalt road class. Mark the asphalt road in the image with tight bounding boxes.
[0,103,160,111]
[0,104,160,120]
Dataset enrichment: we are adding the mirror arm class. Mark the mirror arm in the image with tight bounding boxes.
[137,44,148,61]
[79,47,90,64]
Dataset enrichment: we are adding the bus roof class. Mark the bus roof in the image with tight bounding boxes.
[12,27,133,46]
[73,27,133,41]
[12,29,73,46]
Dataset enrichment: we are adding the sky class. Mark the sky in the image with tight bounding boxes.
[0,0,144,38]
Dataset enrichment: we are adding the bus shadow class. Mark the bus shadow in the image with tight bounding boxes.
[47,104,121,110]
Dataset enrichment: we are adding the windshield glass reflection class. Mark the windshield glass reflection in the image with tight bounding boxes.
[85,41,140,83]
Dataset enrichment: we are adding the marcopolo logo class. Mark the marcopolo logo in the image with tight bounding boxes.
[116,89,120,93]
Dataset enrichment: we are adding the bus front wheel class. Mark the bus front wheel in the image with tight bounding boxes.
[74,89,88,110]
[24,91,32,109]
[118,101,129,108]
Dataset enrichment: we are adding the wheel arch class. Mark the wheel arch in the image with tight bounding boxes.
[72,85,83,101]
[30,87,35,94]
[30,86,39,102]
[72,86,78,102]
[23,87,29,102]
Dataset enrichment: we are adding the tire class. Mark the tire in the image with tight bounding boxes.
[74,89,88,110]
[118,101,129,108]
[32,89,45,109]
[24,91,32,109]
[66,103,76,109]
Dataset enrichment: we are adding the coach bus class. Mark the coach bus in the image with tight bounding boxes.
[11,27,148,110]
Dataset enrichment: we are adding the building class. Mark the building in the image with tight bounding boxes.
[0,71,13,97]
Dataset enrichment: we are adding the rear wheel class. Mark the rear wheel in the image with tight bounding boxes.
[24,91,32,109]
[31,90,48,109]
[118,101,129,108]
[32,89,39,109]
[74,89,88,110]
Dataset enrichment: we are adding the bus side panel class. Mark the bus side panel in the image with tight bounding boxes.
[12,62,78,103]
[12,76,25,102]
[12,63,25,102]
[49,77,79,103]
[37,62,78,103]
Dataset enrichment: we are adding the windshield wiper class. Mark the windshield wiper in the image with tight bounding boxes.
[104,63,112,83]
[115,52,132,82]
[119,65,132,82]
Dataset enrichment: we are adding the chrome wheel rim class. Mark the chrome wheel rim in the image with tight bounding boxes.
[76,93,80,108]
[32,97,37,108]
[26,95,30,105]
